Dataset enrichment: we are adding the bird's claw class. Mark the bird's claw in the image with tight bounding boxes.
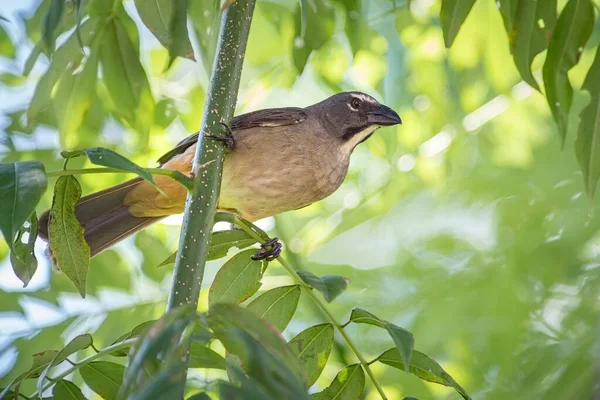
[252,238,282,262]
[204,122,235,149]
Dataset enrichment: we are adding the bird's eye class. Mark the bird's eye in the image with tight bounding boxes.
[350,98,361,110]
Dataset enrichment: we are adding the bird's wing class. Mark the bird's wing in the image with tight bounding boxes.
[156,107,308,165]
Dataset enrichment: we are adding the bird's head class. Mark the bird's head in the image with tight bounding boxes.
[311,91,402,151]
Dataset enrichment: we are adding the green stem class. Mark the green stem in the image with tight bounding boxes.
[46,167,194,191]
[30,338,136,399]
[164,0,256,395]
[224,214,388,400]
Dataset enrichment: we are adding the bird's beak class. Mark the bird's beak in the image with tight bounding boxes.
[367,104,402,126]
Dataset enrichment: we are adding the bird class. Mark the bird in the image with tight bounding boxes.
[38,92,401,257]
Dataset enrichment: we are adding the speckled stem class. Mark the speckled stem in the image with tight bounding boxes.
[165,0,255,360]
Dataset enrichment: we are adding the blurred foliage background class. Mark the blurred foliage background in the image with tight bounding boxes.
[1,0,600,398]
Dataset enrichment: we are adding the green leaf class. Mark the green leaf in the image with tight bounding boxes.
[247,285,301,332]
[543,0,594,144]
[208,249,265,307]
[0,24,15,58]
[110,320,156,356]
[576,45,600,200]
[28,18,99,124]
[349,308,414,374]
[511,0,557,90]
[134,0,194,61]
[292,0,334,73]
[119,306,195,398]
[52,379,87,400]
[296,270,349,302]
[100,19,154,142]
[440,0,476,48]
[84,148,160,192]
[289,323,334,387]
[159,229,257,267]
[37,334,94,395]
[42,0,65,52]
[311,364,364,400]
[80,361,125,400]
[208,304,306,385]
[375,348,471,400]
[189,342,226,370]
[10,350,59,395]
[167,0,192,67]
[48,176,90,297]
[128,362,187,400]
[187,393,212,400]
[0,161,47,247]
[498,0,519,34]
[10,212,39,287]
[52,48,99,145]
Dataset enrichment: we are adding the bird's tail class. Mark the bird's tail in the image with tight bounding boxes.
[39,178,161,257]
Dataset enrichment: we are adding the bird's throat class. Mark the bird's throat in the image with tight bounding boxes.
[341,125,378,153]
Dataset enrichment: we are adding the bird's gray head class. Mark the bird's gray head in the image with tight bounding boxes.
[310,92,402,151]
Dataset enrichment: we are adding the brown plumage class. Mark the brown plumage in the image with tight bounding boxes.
[38,92,401,256]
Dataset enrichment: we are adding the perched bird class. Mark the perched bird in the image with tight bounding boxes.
[39,92,401,256]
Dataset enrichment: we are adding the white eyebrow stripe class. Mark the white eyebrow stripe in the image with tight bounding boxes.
[352,93,378,104]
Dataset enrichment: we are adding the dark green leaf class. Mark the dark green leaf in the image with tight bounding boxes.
[296,270,349,302]
[311,364,364,400]
[48,176,90,297]
[80,361,125,400]
[512,0,557,90]
[134,0,194,61]
[440,0,476,48]
[498,0,518,34]
[42,0,65,52]
[167,0,192,67]
[289,323,334,387]
[119,306,195,399]
[100,19,154,141]
[159,229,257,267]
[37,334,93,394]
[208,249,265,307]
[349,308,414,373]
[10,212,38,287]
[53,48,99,143]
[292,0,334,73]
[576,44,600,200]
[208,304,306,386]
[0,161,47,249]
[543,0,594,144]
[52,379,87,400]
[126,362,186,400]
[247,285,301,332]
[375,348,471,400]
[84,148,160,192]
[341,0,377,56]
[189,342,226,370]
[23,42,42,76]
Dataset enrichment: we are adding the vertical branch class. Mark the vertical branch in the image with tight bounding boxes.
[167,1,256,309]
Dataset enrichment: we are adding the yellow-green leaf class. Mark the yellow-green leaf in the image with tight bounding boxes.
[311,364,364,400]
[80,361,125,400]
[247,285,301,332]
[48,175,90,297]
[543,0,594,144]
[208,249,265,307]
[189,343,226,370]
[52,379,86,400]
[289,323,334,387]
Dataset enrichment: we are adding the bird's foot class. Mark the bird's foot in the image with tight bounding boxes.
[204,122,235,149]
[252,238,282,262]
